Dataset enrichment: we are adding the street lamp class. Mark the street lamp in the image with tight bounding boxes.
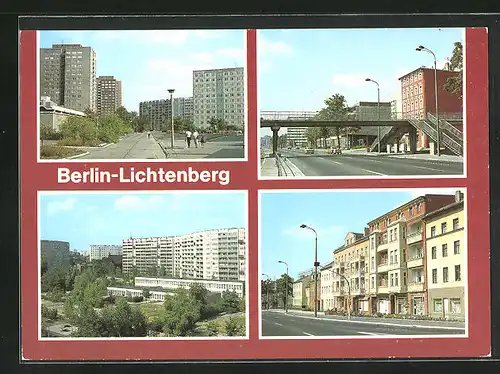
[332,268,351,320]
[365,78,381,153]
[416,45,440,156]
[262,273,271,310]
[277,261,289,313]
[300,224,319,317]
[168,88,175,149]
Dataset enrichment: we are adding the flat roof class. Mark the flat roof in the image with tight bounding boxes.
[422,200,464,222]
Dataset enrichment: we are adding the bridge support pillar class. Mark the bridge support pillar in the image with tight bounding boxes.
[408,127,417,154]
[271,126,280,156]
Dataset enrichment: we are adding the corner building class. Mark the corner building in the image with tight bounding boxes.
[122,228,246,282]
[367,194,456,315]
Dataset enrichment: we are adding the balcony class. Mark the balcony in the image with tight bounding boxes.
[407,281,424,292]
[407,253,424,268]
[378,285,389,294]
[377,242,389,252]
[407,231,423,245]
[351,286,366,296]
[377,263,389,273]
[389,284,407,293]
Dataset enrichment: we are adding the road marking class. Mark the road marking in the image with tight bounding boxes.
[360,168,388,176]
[358,332,380,335]
[332,161,343,165]
[303,332,314,336]
[274,322,283,326]
[414,165,444,172]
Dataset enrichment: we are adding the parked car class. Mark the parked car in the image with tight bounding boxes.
[329,147,342,154]
[305,148,315,154]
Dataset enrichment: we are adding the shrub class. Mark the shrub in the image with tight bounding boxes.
[40,145,84,159]
[224,317,240,336]
[41,305,58,320]
[205,321,219,336]
[57,138,101,147]
[128,296,143,303]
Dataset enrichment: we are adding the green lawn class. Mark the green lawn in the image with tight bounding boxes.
[138,302,164,322]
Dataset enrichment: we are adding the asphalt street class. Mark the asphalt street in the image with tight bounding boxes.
[279,149,463,176]
[261,311,466,337]
[80,132,165,159]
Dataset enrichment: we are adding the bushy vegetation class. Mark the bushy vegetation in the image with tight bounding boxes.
[40,145,84,159]
[41,305,59,320]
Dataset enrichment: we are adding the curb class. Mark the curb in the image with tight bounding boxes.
[66,151,90,159]
[265,310,466,331]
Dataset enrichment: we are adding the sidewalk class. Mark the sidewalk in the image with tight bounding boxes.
[153,133,224,159]
[266,309,465,330]
[261,156,279,177]
[314,148,464,163]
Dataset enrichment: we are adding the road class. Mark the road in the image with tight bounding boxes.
[278,149,463,176]
[80,132,165,160]
[261,311,465,336]
[153,132,244,159]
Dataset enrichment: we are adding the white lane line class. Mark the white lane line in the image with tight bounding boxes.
[358,332,380,335]
[274,322,283,326]
[303,332,314,336]
[332,161,343,165]
[414,165,444,172]
[360,168,388,176]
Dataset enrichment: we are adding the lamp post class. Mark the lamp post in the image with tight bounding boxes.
[365,78,381,153]
[332,268,351,320]
[278,261,289,313]
[416,45,440,156]
[168,89,175,149]
[300,224,319,317]
[262,273,271,310]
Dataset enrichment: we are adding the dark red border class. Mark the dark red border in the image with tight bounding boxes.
[20,28,490,360]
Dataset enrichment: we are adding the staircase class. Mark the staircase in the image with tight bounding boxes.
[407,116,463,156]
[426,113,464,153]
[369,125,406,152]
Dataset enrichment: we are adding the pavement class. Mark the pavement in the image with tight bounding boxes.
[153,132,244,159]
[77,132,166,160]
[260,148,464,177]
[261,310,466,337]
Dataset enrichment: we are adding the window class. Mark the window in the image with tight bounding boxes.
[371,276,375,288]
[431,226,436,237]
[453,218,459,230]
[390,274,394,286]
[434,299,443,313]
[441,222,447,234]
[443,267,449,283]
[403,272,407,285]
[432,269,438,283]
[455,265,461,281]
[451,298,462,314]
[442,244,448,257]
[432,246,437,259]
[395,273,399,286]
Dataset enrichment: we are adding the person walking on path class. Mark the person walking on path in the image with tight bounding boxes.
[192,130,199,148]
[185,130,192,148]
[147,131,151,139]
[200,134,206,147]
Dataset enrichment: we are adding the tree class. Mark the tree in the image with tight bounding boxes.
[174,116,194,132]
[161,288,202,336]
[275,273,294,309]
[133,115,150,132]
[98,113,131,143]
[220,290,241,314]
[443,41,463,99]
[59,116,98,145]
[208,117,227,133]
[40,122,55,145]
[142,289,151,300]
[278,133,288,149]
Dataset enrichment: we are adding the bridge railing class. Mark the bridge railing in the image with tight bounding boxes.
[260,111,463,122]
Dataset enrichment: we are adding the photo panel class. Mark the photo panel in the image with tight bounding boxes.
[36,29,248,162]
[258,28,466,179]
[259,188,468,340]
[38,190,249,340]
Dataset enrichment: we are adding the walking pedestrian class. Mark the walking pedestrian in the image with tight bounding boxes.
[192,130,199,148]
[200,134,205,147]
[185,130,192,148]
[147,131,151,139]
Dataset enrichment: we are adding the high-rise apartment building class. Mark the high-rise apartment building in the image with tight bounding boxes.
[139,97,193,131]
[40,44,97,112]
[193,67,245,129]
[122,228,246,282]
[40,240,71,269]
[398,67,463,149]
[89,244,122,261]
[96,76,122,115]
[172,97,194,120]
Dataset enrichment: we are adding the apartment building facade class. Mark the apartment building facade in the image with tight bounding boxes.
[423,192,465,320]
[172,97,194,120]
[122,228,246,282]
[139,97,194,131]
[193,67,245,129]
[96,76,122,115]
[40,44,97,112]
[398,67,463,149]
[367,194,457,315]
[332,232,369,312]
[320,261,334,311]
[89,244,122,261]
[40,240,71,269]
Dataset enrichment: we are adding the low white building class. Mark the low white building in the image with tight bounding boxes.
[106,287,175,302]
[89,244,122,261]
[320,261,335,312]
[39,96,86,132]
[135,277,245,298]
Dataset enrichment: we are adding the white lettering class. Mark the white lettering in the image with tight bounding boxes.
[58,168,70,183]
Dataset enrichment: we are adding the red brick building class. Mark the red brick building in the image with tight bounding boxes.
[398,67,463,149]
[367,193,457,316]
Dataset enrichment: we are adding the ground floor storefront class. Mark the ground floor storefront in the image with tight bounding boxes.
[428,287,465,321]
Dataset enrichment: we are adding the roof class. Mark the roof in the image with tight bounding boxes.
[422,200,464,222]
[320,260,334,270]
[334,234,369,254]
[398,67,460,80]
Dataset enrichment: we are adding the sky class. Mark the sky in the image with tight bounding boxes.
[39,192,247,252]
[259,27,463,136]
[260,188,463,280]
[39,30,246,112]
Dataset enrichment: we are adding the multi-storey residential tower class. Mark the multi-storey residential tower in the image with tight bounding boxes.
[89,244,122,261]
[139,97,193,131]
[96,76,122,115]
[172,97,194,120]
[367,193,457,315]
[122,228,246,282]
[40,240,71,270]
[193,67,245,129]
[423,191,465,321]
[40,44,97,112]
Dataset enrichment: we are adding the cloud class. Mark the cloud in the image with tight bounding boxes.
[190,52,214,63]
[114,195,167,212]
[332,73,369,88]
[259,37,293,55]
[47,198,77,215]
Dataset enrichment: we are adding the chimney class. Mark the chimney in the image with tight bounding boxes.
[455,190,464,203]
[364,227,370,236]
